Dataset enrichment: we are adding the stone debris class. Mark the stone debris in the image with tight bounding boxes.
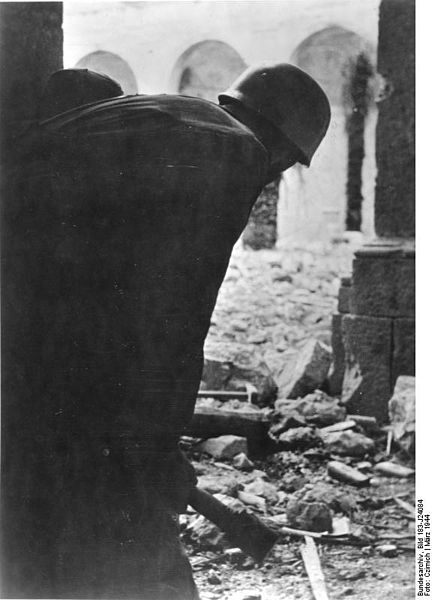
[274,390,346,431]
[284,481,358,533]
[197,435,248,460]
[388,375,415,455]
[285,496,333,533]
[233,452,255,471]
[184,247,414,599]
[376,544,398,557]
[197,474,240,497]
[327,460,371,487]
[201,354,277,407]
[277,339,332,399]
[243,479,279,504]
[297,482,357,514]
[224,548,245,565]
[226,591,262,600]
[278,426,322,449]
[282,474,307,493]
[207,570,222,585]
[247,469,269,481]
[373,461,415,478]
[320,430,375,457]
[237,490,267,512]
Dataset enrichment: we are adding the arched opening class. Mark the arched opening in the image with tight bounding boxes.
[278,26,377,245]
[170,40,246,103]
[75,50,138,95]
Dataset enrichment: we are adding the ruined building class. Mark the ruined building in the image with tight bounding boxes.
[0,0,414,596]
[63,0,380,246]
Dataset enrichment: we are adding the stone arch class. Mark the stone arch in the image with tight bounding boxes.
[278,26,377,245]
[170,40,247,102]
[75,50,138,95]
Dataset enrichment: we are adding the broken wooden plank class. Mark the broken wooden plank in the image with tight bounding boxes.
[280,526,370,547]
[347,414,380,434]
[197,386,258,403]
[187,406,270,442]
[301,536,330,600]
[385,430,393,456]
[320,420,356,434]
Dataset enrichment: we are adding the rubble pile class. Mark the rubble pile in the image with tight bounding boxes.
[184,245,415,600]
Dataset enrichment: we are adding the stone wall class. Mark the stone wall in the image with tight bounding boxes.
[374,0,415,238]
[331,0,415,422]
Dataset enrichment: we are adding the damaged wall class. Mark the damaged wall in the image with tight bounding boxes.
[331,0,415,422]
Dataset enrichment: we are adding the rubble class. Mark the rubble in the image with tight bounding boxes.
[207,570,222,585]
[233,452,255,471]
[189,401,270,446]
[198,474,240,496]
[197,435,248,460]
[227,591,262,600]
[201,354,277,407]
[388,375,415,455]
[327,461,370,487]
[274,391,346,431]
[278,426,322,449]
[285,496,333,533]
[276,339,332,399]
[376,544,398,557]
[237,490,266,512]
[185,246,414,599]
[320,430,375,457]
[373,461,415,478]
[243,479,279,504]
[347,414,380,435]
[282,474,307,493]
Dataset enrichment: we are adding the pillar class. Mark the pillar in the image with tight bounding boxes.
[1,3,63,597]
[331,0,415,421]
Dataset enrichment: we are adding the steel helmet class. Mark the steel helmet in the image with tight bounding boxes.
[39,68,124,120]
[219,63,331,166]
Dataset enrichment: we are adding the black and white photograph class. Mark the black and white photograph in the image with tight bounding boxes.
[0,1,418,598]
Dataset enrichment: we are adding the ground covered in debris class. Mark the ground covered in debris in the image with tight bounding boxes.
[182,241,415,600]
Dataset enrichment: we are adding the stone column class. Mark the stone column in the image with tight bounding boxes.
[331,0,415,422]
[1,4,63,597]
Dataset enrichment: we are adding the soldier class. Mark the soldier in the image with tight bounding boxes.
[2,65,330,599]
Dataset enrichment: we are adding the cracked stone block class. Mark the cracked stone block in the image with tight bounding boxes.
[388,375,415,455]
[201,354,277,407]
[341,314,392,422]
[328,314,345,396]
[351,249,414,318]
[321,430,375,457]
[197,435,248,460]
[392,318,415,384]
[277,339,332,399]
